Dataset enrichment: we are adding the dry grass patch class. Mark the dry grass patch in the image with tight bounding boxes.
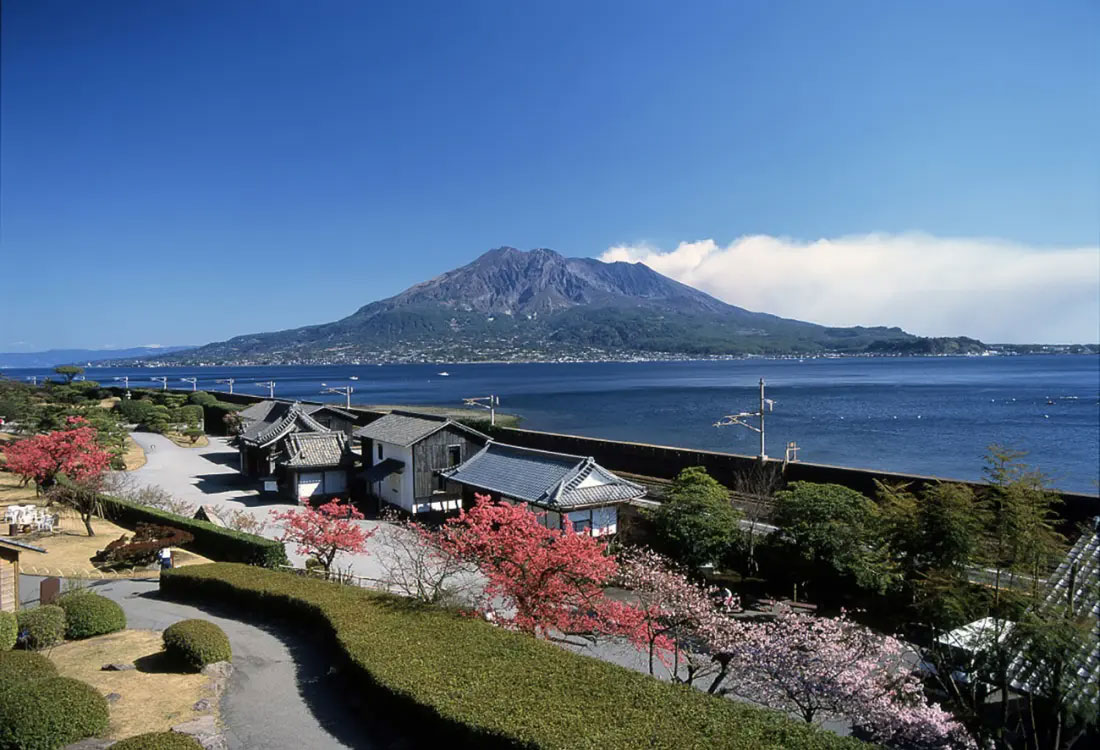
[122,435,147,470]
[0,468,37,507]
[49,629,216,739]
[164,432,209,449]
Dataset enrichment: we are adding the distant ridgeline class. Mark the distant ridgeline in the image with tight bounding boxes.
[113,247,992,365]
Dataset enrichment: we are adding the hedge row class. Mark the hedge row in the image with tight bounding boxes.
[161,564,863,750]
[0,612,15,651]
[99,495,287,568]
[111,732,203,750]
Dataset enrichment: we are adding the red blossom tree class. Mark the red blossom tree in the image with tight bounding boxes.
[438,494,642,639]
[2,424,112,493]
[271,498,375,576]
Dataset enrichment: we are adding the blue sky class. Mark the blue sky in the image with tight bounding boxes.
[2,0,1097,349]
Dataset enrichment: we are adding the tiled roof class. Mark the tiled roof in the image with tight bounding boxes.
[440,441,645,509]
[303,404,358,421]
[282,431,352,468]
[353,411,485,447]
[238,400,283,424]
[1010,518,1099,709]
[240,402,328,447]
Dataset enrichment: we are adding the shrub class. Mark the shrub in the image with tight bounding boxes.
[163,619,231,671]
[0,611,16,651]
[188,392,217,407]
[92,523,195,568]
[56,592,126,639]
[110,731,204,750]
[162,564,863,750]
[0,650,57,689]
[0,676,110,750]
[17,605,66,650]
[99,494,287,567]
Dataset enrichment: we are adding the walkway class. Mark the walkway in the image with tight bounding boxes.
[20,574,404,750]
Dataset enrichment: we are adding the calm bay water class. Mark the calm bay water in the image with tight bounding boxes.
[10,356,1099,493]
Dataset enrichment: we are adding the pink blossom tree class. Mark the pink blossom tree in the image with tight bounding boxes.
[618,547,736,678]
[718,607,971,748]
[438,494,642,639]
[271,498,375,577]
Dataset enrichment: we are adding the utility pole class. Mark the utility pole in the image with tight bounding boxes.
[462,394,500,426]
[321,384,353,409]
[113,376,131,398]
[26,376,38,386]
[180,377,198,392]
[215,378,234,394]
[152,376,168,391]
[257,381,275,399]
[714,377,774,460]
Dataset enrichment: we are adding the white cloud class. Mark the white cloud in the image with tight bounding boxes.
[601,233,1099,343]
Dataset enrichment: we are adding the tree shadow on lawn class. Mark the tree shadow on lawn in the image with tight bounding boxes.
[132,589,404,750]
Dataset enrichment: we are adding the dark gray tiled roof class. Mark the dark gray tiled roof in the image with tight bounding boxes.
[353,411,485,447]
[240,402,328,447]
[303,404,358,421]
[440,441,645,509]
[238,400,283,424]
[1010,518,1099,709]
[282,431,351,468]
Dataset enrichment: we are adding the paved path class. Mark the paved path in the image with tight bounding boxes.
[21,574,406,750]
[126,433,393,578]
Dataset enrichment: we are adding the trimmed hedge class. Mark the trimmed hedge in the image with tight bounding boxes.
[110,731,204,750]
[0,650,57,689]
[162,564,864,750]
[99,494,287,567]
[0,675,110,750]
[0,611,16,650]
[17,605,66,651]
[163,619,231,671]
[57,592,126,639]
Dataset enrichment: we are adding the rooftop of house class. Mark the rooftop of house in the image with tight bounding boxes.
[440,441,645,510]
[239,402,329,446]
[280,431,353,469]
[353,410,486,447]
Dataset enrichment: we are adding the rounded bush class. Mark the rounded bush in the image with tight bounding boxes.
[0,675,109,750]
[17,605,66,650]
[162,619,231,671]
[57,592,126,639]
[0,650,58,690]
[0,611,16,650]
[110,731,204,750]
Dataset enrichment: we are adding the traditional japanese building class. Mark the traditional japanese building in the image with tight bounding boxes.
[354,411,488,515]
[440,441,646,536]
[236,401,356,501]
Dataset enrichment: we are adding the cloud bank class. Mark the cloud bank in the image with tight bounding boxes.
[601,234,1099,343]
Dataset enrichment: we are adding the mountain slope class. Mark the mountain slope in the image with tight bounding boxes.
[0,345,195,369]
[159,247,983,363]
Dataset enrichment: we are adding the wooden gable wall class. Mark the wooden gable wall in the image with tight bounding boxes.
[413,425,486,500]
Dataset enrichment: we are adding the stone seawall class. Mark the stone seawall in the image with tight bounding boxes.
[140,388,1100,526]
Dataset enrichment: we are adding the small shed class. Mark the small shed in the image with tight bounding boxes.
[1,537,47,612]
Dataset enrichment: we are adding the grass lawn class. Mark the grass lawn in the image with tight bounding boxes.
[49,629,216,739]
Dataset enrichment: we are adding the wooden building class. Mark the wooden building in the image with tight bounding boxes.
[1,537,46,612]
[355,411,488,515]
[440,441,646,536]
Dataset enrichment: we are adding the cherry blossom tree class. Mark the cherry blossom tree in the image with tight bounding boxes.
[618,547,736,678]
[271,498,375,577]
[374,509,476,604]
[3,421,113,493]
[717,606,971,748]
[438,494,641,639]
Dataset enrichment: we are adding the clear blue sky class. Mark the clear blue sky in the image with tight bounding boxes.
[2,0,1097,350]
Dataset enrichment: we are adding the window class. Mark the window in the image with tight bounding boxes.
[447,444,462,466]
[377,444,383,461]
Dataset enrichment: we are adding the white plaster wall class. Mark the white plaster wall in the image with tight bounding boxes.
[374,441,414,512]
